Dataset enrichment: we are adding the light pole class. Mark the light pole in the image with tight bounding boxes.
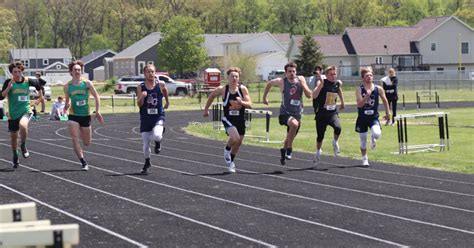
[35,30,38,72]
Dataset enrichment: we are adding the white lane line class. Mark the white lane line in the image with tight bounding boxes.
[46,128,474,212]
[2,147,405,247]
[162,124,474,186]
[38,142,474,236]
[0,183,148,248]
[94,126,474,198]
[14,140,474,239]
[0,159,276,248]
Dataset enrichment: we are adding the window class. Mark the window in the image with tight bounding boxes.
[43,59,49,65]
[458,67,465,72]
[375,56,383,64]
[431,42,436,51]
[461,42,469,54]
[436,67,444,74]
[56,64,61,70]
[147,61,154,65]
[64,59,70,65]
[21,60,29,68]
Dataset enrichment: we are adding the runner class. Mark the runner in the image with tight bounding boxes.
[203,67,252,173]
[312,66,345,162]
[380,68,398,125]
[0,62,44,168]
[63,60,104,171]
[355,67,390,166]
[137,64,169,175]
[263,62,311,165]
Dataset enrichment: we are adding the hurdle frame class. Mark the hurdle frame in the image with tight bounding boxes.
[395,112,449,154]
[211,102,280,143]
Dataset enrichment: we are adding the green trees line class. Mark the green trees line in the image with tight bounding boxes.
[0,0,472,63]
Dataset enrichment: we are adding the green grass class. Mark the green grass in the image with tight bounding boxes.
[185,107,474,174]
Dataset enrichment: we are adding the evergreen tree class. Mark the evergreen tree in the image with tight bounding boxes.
[295,35,323,76]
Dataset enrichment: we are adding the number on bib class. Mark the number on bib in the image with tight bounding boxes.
[76,100,86,106]
[147,108,158,115]
[18,95,28,102]
[229,110,240,116]
[364,110,374,115]
[290,99,301,106]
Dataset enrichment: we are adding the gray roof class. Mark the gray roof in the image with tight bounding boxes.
[10,48,72,60]
[114,32,161,59]
[345,26,419,55]
[293,34,352,56]
[80,49,116,64]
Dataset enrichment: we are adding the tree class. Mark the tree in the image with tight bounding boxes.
[223,53,258,82]
[294,35,324,77]
[158,16,207,74]
[0,7,15,62]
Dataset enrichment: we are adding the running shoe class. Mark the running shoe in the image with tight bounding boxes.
[313,149,322,163]
[224,148,231,165]
[20,143,29,158]
[280,148,286,165]
[228,162,236,173]
[12,151,19,169]
[371,137,377,150]
[285,148,292,160]
[154,141,161,154]
[362,156,370,166]
[141,160,151,174]
[332,139,340,157]
[81,159,89,171]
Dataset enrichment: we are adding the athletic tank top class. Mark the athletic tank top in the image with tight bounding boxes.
[358,85,379,118]
[6,78,31,120]
[280,77,303,116]
[68,80,90,116]
[139,82,164,132]
[313,79,341,116]
[223,85,245,122]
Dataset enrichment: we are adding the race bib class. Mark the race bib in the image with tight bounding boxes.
[386,89,395,94]
[147,108,158,115]
[76,100,86,106]
[324,92,337,110]
[18,95,28,102]
[229,110,240,116]
[364,110,374,115]
[290,99,301,106]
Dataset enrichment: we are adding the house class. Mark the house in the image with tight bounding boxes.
[107,31,289,80]
[287,16,474,77]
[80,49,116,80]
[9,48,72,76]
[104,32,161,79]
[203,32,288,79]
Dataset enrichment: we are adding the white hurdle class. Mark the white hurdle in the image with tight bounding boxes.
[0,202,80,248]
[245,109,281,143]
[0,202,37,223]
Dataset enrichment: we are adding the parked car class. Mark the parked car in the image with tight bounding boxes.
[29,85,52,101]
[115,76,145,94]
[267,70,285,80]
[115,75,192,96]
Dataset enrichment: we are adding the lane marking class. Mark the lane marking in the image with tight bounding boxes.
[0,149,406,247]
[95,127,474,197]
[0,183,148,248]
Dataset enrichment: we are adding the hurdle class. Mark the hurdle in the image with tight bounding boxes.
[211,102,279,143]
[0,202,80,248]
[416,91,440,109]
[0,223,80,248]
[0,202,37,223]
[395,112,449,154]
